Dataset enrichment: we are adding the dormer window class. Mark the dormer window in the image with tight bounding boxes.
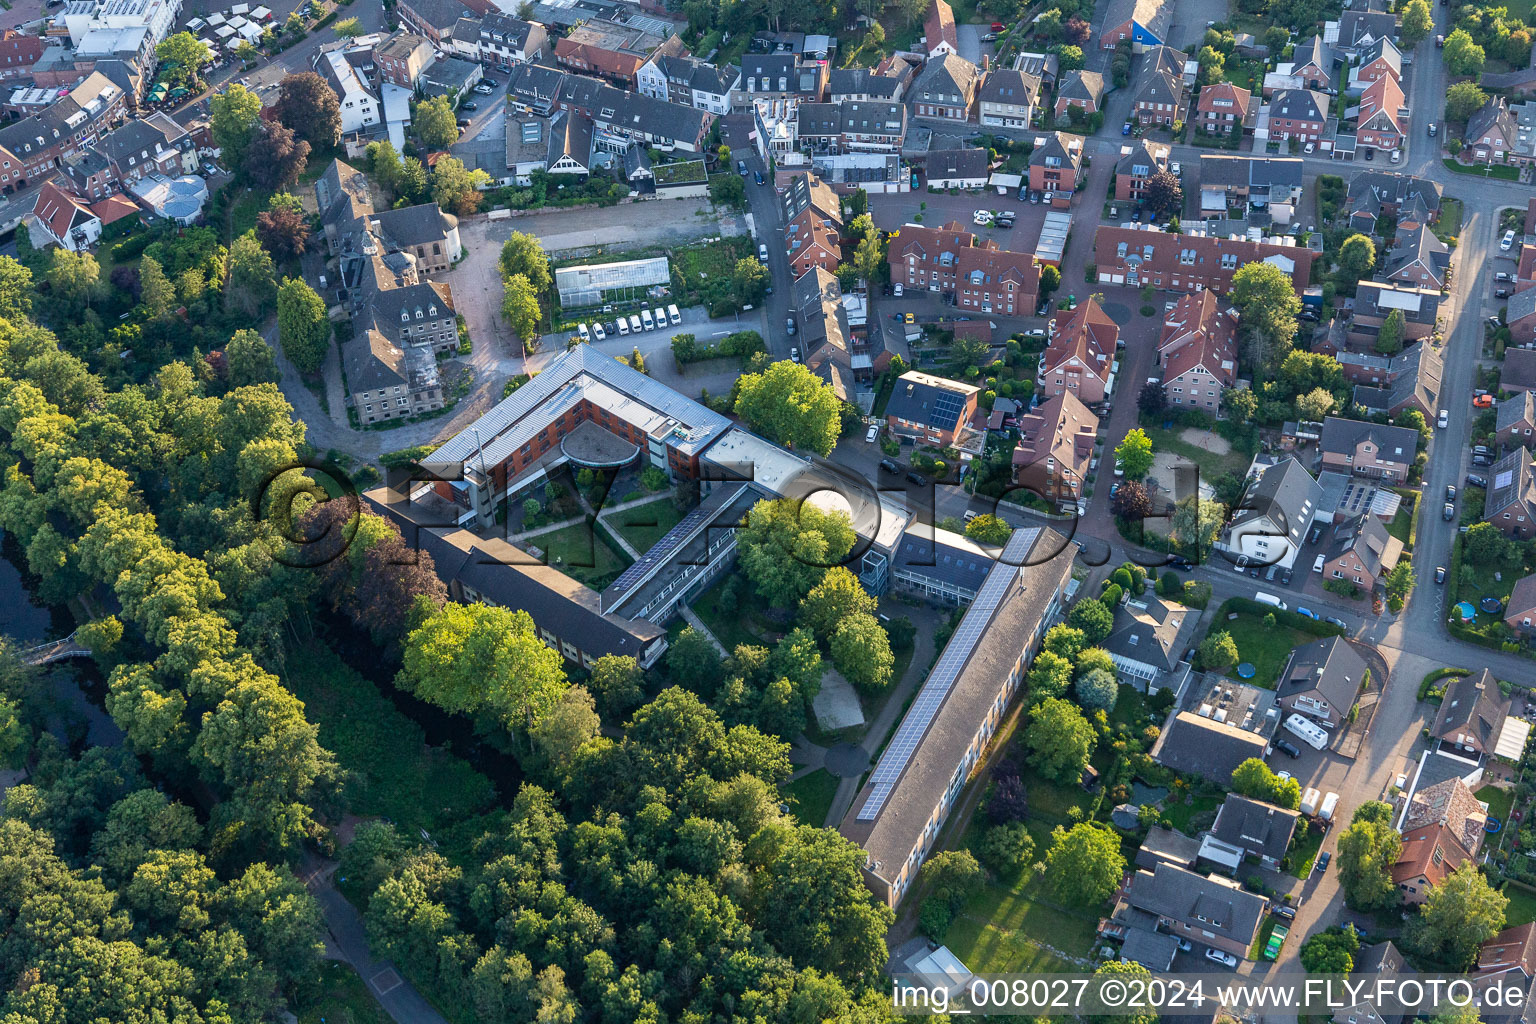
[415,308,424,319]
[400,309,410,322]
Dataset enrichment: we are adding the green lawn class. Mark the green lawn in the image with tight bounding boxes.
[1161,791,1224,834]
[1020,766,1096,823]
[608,498,686,553]
[782,769,840,827]
[1504,885,1536,928]
[1138,423,1252,479]
[1215,611,1310,688]
[1287,822,1326,878]
[1387,490,1418,549]
[1478,784,1516,823]
[1436,198,1464,241]
[533,521,633,589]
[293,962,391,1024]
[1443,158,1522,181]
[284,642,497,835]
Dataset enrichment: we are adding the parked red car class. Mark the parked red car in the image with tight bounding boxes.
[990,21,1005,30]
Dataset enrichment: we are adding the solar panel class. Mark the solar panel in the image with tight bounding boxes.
[856,527,1041,822]
[930,392,965,428]
[606,490,741,595]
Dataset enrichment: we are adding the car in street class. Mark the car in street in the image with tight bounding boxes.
[1438,408,1449,429]
[754,170,765,185]
[1468,474,1489,488]
[785,317,796,336]
[1444,503,1456,521]
[1317,851,1332,872]
[981,31,998,40]
[737,159,748,175]
[1028,189,1042,203]
[1436,565,1447,584]
[1121,121,1132,135]
[1447,484,1457,502]
[460,100,477,110]
[879,458,900,473]
[972,209,994,225]
[1428,122,1438,136]
[1304,141,1315,153]
[789,347,800,362]
[990,20,1005,29]
[1504,229,1518,250]
[1390,149,1401,163]
[1165,555,1193,570]
[1276,738,1302,758]
[1324,616,1347,628]
[473,82,494,94]
[1205,949,1238,968]
[903,312,915,324]
[866,425,879,443]
[758,243,769,263]
[905,471,927,485]
[995,215,1015,229]
[1109,482,1121,499]
[456,118,472,128]
[592,322,606,341]
[1295,607,1319,620]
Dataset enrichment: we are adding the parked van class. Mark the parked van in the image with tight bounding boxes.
[1284,713,1329,751]
[1255,592,1288,611]
[628,314,643,334]
[1318,791,1340,822]
[641,309,655,331]
[577,322,590,342]
[667,303,681,325]
[1300,787,1321,817]
[652,308,667,331]
[617,316,630,335]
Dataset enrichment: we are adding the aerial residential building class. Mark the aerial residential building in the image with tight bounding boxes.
[1197,155,1303,210]
[887,220,1042,316]
[1347,281,1440,346]
[1319,513,1403,592]
[840,527,1073,906]
[1266,88,1330,141]
[1112,863,1266,960]
[909,53,979,120]
[884,371,981,445]
[1393,821,1474,904]
[1093,225,1317,294]
[1335,9,1400,57]
[797,100,906,154]
[978,68,1040,129]
[925,146,988,189]
[636,52,738,114]
[1041,297,1118,404]
[1195,80,1251,133]
[1151,712,1268,784]
[738,53,827,101]
[1499,391,1536,450]
[1101,593,1192,692]
[1344,171,1441,233]
[1357,73,1407,152]
[1114,138,1170,202]
[1505,574,1536,637]
[1353,36,1402,86]
[1317,416,1419,483]
[554,22,684,87]
[1158,290,1238,409]
[475,13,546,68]
[1485,449,1536,538]
[828,61,912,103]
[1289,35,1337,90]
[1466,96,1519,165]
[1054,68,1105,119]
[318,48,381,136]
[93,110,196,183]
[1128,44,1188,126]
[0,30,44,81]
[781,172,843,277]
[557,75,713,152]
[1012,391,1098,501]
[1028,131,1082,204]
[1510,289,1536,349]
[1099,0,1172,51]
[53,0,181,47]
[1277,635,1369,729]
[1383,224,1450,290]
[794,267,856,401]
[923,0,958,57]
[395,0,474,44]
[1216,456,1324,571]
[30,181,101,251]
[1204,795,1299,873]
[1349,340,1443,420]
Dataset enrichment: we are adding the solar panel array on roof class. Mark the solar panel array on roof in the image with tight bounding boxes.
[856,527,1041,822]
[930,391,965,429]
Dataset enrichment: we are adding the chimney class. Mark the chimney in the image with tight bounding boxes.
[981,53,990,73]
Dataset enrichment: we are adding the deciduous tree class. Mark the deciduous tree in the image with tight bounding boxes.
[1337,801,1403,911]
[431,155,491,216]
[1415,862,1507,966]
[1043,822,1124,905]
[1338,233,1376,280]
[501,273,542,352]
[1400,0,1433,44]
[829,612,894,693]
[275,276,329,373]
[1067,596,1114,643]
[273,72,342,149]
[255,201,310,263]
[736,498,856,605]
[212,84,264,173]
[1446,81,1488,122]
[964,513,1012,545]
[1143,168,1182,215]
[1231,260,1301,372]
[226,231,277,318]
[246,122,310,190]
[1024,697,1095,783]
[498,232,551,294]
[798,566,877,638]
[1114,428,1154,479]
[155,32,210,88]
[734,360,843,456]
[1443,29,1486,77]
[414,95,460,150]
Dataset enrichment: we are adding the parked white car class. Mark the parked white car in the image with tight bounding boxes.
[972,209,994,225]
[1205,949,1237,968]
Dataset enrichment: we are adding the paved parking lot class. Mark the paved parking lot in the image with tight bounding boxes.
[867,186,1048,243]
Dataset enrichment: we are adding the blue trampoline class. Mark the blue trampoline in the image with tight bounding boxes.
[1488,816,1503,834]
[1236,663,1256,679]
[1482,597,1505,614]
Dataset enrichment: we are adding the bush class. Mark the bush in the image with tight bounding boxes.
[919,897,954,940]
[641,466,668,491]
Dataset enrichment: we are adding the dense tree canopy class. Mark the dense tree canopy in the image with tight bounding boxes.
[735,498,857,605]
[734,360,844,456]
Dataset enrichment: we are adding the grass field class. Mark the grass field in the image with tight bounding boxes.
[673,236,755,309]
[782,769,839,827]
[1215,611,1311,688]
[608,498,686,553]
[1288,823,1326,878]
[1436,198,1464,241]
[1478,785,1516,823]
[1444,158,1522,181]
[1504,885,1536,928]
[284,642,496,835]
[534,521,632,589]
[294,962,390,1024]
[1161,791,1224,834]
[1387,490,1418,548]
[1139,423,1251,479]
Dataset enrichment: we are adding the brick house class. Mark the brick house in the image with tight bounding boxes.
[1347,281,1440,347]
[887,221,1041,316]
[1054,69,1105,120]
[1093,225,1317,295]
[1012,391,1098,501]
[1114,138,1170,202]
[1320,513,1402,591]
[1317,416,1418,483]
[1028,131,1082,205]
[1129,45,1188,126]
[1040,297,1118,404]
[476,14,547,69]
[1266,88,1330,141]
[1290,36,1337,90]
[1486,449,1536,538]
[555,24,685,88]
[1508,287,1536,348]
[1354,37,1402,86]
[923,0,959,58]
[1357,73,1407,151]
[1393,821,1474,904]
[1504,574,1536,636]
[1099,0,1173,52]
[909,53,979,120]
[781,172,843,278]
[375,32,437,88]
[1158,291,1237,410]
[1195,81,1251,134]
[1383,224,1450,290]
[978,69,1041,129]
[0,29,43,81]
[885,370,980,444]
[396,0,474,45]
[1466,96,1520,165]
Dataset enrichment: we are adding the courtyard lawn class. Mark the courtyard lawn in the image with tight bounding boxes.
[1161,791,1224,834]
[294,962,390,1024]
[1504,885,1536,928]
[283,642,496,836]
[1020,766,1096,823]
[534,521,632,590]
[608,497,686,553]
[690,573,780,652]
[781,769,840,827]
[672,236,755,309]
[1138,423,1251,479]
[1478,785,1516,823]
[1216,611,1312,688]
[1436,198,1464,242]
